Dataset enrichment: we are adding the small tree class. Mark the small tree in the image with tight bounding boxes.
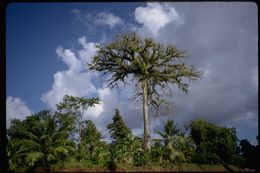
[155,120,195,162]
[189,118,240,164]
[56,95,100,147]
[89,32,201,150]
[79,120,102,161]
[107,109,132,144]
[155,119,180,146]
[107,109,142,166]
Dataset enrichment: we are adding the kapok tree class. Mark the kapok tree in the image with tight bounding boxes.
[89,32,201,150]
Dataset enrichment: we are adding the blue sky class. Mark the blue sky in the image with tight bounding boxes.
[6,2,258,144]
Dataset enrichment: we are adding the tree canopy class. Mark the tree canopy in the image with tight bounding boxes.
[89,32,201,112]
[189,118,240,164]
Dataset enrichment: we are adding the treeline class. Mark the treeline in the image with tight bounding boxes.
[7,95,258,172]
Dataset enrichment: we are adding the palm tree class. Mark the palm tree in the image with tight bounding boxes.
[89,32,201,150]
[19,112,75,168]
[155,120,195,162]
[7,138,25,171]
[155,119,180,146]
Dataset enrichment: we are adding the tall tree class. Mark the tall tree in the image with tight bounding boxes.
[89,32,201,150]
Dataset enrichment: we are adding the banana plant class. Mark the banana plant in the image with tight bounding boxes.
[7,139,25,171]
[18,112,75,168]
[155,119,195,163]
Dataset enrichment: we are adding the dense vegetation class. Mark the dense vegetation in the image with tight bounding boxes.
[7,95,258,172]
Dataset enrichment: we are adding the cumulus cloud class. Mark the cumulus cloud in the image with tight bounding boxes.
[41,41,98,110]
[95,12,124,28]
[6,96,33,128]
[135,2,180,37]
[70,9,124,31]
[155,2,258,143]
[78,36,99,64]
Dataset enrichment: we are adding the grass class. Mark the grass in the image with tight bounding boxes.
[32,161,249,172]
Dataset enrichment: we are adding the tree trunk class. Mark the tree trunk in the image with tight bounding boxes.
[142,80,150,150]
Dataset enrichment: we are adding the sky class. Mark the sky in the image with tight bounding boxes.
[6,2,258,144]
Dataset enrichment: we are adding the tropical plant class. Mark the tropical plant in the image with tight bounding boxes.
[78,120,103,162]
[150,141,164,163]
[8,111,75,170]
[189,118,240,164]
[107,109,132,144]
[154,119,195,163]
[7,138,25,172]
[155,119,180,146]
[171,133,195,162]
[89,32,201,150]
[56,95,100,146]
[107,109,143,166]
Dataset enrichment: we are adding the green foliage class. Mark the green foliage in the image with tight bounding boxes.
[81,120,102,143]
[150,141,164,163]
[89,32,201,113]
[189,118,240,164]
[7,95,255,171]
[107,109,132,144]
[154,120,195,163]
[55,95,100,155]
[155,120,180,145]
[7,139,24,171]
[77,120,109,163]
[239,139,258,169]
[133,149,150,166]
[56,95,100,115]
[56,95,100,131]
[7,110,75,171]
[106,133,143,168]
[106,110,144,166]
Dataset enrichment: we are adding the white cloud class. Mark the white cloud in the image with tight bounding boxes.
[95,12,124,28]
[83,87,111,121]
[6,96,33,128]
[41,41,98,110]
[85,101,104,118]
[56,46,82,73]
[135,2,180,37]
[78,36,99,64]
